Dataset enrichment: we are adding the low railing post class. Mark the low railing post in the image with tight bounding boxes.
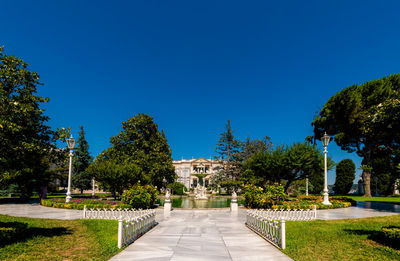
[280,218,286,249]
[83,205,87,219]
[118,219,123,249]
[313,205,317,219]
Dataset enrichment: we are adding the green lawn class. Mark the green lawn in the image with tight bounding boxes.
[0,215,121,261]
[339,195,400,204]
[283,215,400,261]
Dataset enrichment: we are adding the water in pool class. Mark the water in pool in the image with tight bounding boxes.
[158,196,244,208]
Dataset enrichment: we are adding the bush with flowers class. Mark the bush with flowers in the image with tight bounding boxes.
[41,198,131,210]
[121,183,158,209]
[242,184,286,208]
[243,185,355,209]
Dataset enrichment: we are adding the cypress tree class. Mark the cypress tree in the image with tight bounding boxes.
[72,126,93,193]
[334,159,356,195]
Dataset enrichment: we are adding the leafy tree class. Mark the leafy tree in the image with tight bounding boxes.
[72,126,93,193]
[333,159,356,195]
[241,147,286,186]
[88,114,176,197]
[88,156,141,198]
[312,74,400,196]
[285,142,333,193]
[167,182,187,195]
[0,47,54,199]
[242,142,332,194]
[370,150,399,195]
[238,136,272,162]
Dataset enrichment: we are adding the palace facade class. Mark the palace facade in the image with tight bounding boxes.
[173,158,221,189]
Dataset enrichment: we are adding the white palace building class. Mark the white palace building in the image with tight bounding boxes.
[172,158,221,189]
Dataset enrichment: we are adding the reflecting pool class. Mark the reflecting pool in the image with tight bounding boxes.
[158,196,244,208]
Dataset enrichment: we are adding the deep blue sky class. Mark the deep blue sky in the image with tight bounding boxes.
[2,1,400,184]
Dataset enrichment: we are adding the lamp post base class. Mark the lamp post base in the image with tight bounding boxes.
[322,193,331,205]
[66,193,72,203]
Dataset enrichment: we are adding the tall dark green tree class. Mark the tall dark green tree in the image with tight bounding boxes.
[72,126,93,193]
[0,47,54,199]
[88,114,176,197]
[312,74,400,196]
[333,159,355,195]
[214,120,241,182]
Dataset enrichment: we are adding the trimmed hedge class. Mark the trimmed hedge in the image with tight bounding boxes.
[41,198,131,210]
[382,226,400,247]
[0,221,28,246]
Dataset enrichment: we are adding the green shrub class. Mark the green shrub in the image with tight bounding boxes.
[0,221,28,245]
[121,183,158,209]
[382,226,400,247]
[220,180,243,194]
[40,198,131,210]
[242,183,286,208]
[167,182,187,195]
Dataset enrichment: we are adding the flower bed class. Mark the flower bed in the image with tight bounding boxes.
[271,195,356,210]
[41,198,131,210]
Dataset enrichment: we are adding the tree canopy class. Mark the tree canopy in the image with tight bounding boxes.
[88,114,176,197]
[242,142,333,194]
[312,74,400,196]
[0,47,56,198]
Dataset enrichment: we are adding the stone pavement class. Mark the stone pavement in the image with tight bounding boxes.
[110,209,292,261]
[317,201,400,220]
[0,203,82,220]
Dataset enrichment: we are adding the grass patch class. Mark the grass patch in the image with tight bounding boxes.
[340,195,400,204]
[283,215,400,261]
[0,215,120,261]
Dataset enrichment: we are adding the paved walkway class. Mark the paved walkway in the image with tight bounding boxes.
[111,209,292,261]
[317,201,400,220]
[0,203,82,220]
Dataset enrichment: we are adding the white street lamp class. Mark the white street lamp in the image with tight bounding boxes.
[321,132,331,205]
[66,135,75,203]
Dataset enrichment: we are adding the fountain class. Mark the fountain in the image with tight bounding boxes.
[194,184,208,200]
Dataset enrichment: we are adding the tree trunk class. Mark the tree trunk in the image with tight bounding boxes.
[362,170,372,197]
[39,186,47,200]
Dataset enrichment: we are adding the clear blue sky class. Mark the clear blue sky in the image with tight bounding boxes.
[2,0,400,184]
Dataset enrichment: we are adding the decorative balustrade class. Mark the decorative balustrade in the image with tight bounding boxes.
[246,211,285,249]
[82,205,155,220]
[118,211,156,248]
[249,206,317,221]
[246,206,317,249]
[82,206,156,249]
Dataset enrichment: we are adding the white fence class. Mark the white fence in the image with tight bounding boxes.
[249,206,317,221]
[82,206,156,249]
[246,206,317,249]
[118,211,156,248]
[83,205,154,220]
[246,212,286,249]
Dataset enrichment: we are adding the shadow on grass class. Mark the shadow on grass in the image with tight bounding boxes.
[344,228,400,250]
[0,221,72,247]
